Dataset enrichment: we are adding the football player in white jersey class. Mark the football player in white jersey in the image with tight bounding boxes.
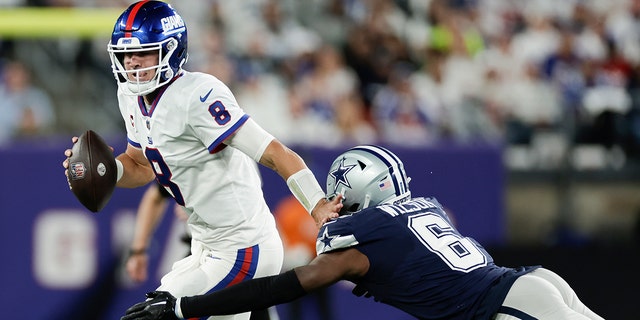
[63,1,342,320]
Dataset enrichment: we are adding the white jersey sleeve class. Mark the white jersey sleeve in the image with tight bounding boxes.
[117,87,142,149]
[186,76,249,153]
[226,117,275,162]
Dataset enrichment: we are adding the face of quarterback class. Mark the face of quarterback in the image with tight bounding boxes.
[123,51,159,82]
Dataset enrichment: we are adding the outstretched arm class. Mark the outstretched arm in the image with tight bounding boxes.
[259,139,342,226]
[180,247,368,317]
[121,248,369,320]
[180,248,369,318]
[226,118,342,226]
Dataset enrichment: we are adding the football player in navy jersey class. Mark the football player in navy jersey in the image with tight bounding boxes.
[62,2,341,320]
[122,145,604,320]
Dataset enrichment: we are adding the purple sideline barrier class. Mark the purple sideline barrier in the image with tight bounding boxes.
[0,139,504,320]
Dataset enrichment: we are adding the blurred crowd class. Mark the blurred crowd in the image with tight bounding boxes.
[2,0,640,168]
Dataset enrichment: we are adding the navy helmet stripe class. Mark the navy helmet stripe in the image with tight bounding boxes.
[350,145,403,196]
[370,145,408,194]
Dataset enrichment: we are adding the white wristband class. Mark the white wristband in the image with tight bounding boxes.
[115,159,124,182]
[174,297,184,319]
[286,168,325,214]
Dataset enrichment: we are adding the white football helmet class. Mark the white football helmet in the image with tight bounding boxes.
[326,145,411,215]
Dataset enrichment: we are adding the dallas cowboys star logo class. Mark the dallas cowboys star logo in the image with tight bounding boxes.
[319,227,338,249]
[329,157,356,193]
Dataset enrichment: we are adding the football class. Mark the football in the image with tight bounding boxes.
[67,130,117,212]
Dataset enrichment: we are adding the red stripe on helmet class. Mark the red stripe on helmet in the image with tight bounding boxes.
[124,0,149,37]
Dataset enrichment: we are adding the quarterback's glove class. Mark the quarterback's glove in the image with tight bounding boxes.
[121,291,178,320]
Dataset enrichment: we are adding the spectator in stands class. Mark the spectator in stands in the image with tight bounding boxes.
[333,92,378,146]
[428,0,485,58]
[249,0,321,80]
[570,2,607,63]
[290,45,376,147]
[432,50,497,143]
[235,65,296,144]
[541,29,585,114]
[408,49,449,139]
[624,60,640,159]
[371,62,433,146]
[603,0,640,67]
[500,62,563,145]
[511,14,560,70]
[0,60,55,145]
[577,40,633,149]
[342,13,412,108]
[303,0,353,48]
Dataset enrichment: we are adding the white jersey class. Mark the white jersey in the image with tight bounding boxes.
[117,71,277,251]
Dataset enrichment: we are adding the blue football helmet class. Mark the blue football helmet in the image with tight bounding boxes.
[107,1,188,95]
[326,145,411,215]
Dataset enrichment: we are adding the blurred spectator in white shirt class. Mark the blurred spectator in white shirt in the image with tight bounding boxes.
[510,14,560,70]
[236,70,296,145]
[249,0,321,67]
[502,63,563,144]
[604,0,640,66]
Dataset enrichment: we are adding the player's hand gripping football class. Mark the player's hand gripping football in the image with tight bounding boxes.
[121,291,178,320]
[63,131,118,212]
[62,136,80,189]
[311,193,343,228]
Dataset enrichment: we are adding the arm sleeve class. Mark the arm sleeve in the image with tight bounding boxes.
[180,270,306,318]
[187,78,250,153]
[225,117,275,162]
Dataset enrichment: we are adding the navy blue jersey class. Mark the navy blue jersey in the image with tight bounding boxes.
[316,197,535,320]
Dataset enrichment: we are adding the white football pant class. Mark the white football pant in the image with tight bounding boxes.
[495,268,604,320]
[157,233,283,320]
